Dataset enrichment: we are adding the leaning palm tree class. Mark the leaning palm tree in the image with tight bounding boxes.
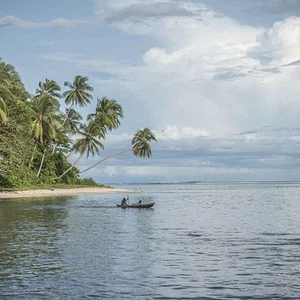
[66,97,123,159]
[55,121,105,180]
[131,127,157,158]
[63,75,93,108]
[87,97,123,132]
[79,128,157,174]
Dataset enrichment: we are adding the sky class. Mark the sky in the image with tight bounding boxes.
[1,0,300,183]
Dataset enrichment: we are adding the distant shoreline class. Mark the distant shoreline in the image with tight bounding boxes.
[0,187,139,199]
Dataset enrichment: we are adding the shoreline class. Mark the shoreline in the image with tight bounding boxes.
[0,187,139,199]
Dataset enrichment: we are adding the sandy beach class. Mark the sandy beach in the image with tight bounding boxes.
[0,187,139,199]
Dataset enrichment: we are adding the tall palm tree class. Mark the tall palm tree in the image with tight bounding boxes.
[63,75,93,107]
[55,121,105,180]
[29,95,61,172]
[30,95,61,145]
[87,97,123,133]
[60,75,94,153]
[79,128,157,174]
[36,144,48,178]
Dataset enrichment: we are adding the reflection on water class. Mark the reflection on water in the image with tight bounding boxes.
[1,183,300,299]
[0,197,69,298]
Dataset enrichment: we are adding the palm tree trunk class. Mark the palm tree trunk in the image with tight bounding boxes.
[51,145,57,154]
[80,148,132,174]
[55,153,83,180]
[66,148,76,158]
[29,143,37,168]
[37,148,46,177]
[62,106,72,126]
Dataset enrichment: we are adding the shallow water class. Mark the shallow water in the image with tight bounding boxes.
[1,182,300,299]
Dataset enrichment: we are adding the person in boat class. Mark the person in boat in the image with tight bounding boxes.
[121,197,128,206]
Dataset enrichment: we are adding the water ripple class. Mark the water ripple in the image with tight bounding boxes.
[1,182,300,299]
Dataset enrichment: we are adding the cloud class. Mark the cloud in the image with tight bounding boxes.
[256,17,300,65]
[213,69,248,80]
[156,124,210,139]
[42,1,300,136]
[76,126,300,182]
[283,59,300,67]
[105,2,198,24]
[260,67,281,74]
[95,0,216,35]
[0,15,91,28]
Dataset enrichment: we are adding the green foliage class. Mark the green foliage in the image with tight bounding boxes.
[0,59,91,189]
[78,177,100,186]
[0,58,157,189]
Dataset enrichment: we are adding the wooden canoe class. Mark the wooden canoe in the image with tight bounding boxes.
[117,202,155,208]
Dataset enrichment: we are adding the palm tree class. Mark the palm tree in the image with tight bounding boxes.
[33,79,61,153]
[63,108,83,134]
[87,97,123,133]
[52,126,73,152]
[55,121,105,180]
[63,75,93,107]
[36,78,61,100]
[131,127,157,158]
[52,108,82,154]
[36,144,48,178]
[79,128,157,174]
[59,75,94,155]
[30,95,61,145]
[29,95,62,173]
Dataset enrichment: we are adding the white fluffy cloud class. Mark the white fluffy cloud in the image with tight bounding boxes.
[89,1,300,135]
[38,1,300,135]
[155,124,210,139]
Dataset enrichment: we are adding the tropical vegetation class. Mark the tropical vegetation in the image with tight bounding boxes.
[0,58,157,189]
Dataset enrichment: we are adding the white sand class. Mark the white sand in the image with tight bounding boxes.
[0,187,139,199]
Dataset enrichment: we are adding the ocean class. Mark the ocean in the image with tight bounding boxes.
[0,182,300,299]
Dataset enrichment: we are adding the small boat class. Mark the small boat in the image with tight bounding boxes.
[117,202,155,208]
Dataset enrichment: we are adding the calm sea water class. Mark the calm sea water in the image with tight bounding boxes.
[1,182,300,299]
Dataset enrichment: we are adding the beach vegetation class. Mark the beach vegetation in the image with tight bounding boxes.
[0,58,157,189]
